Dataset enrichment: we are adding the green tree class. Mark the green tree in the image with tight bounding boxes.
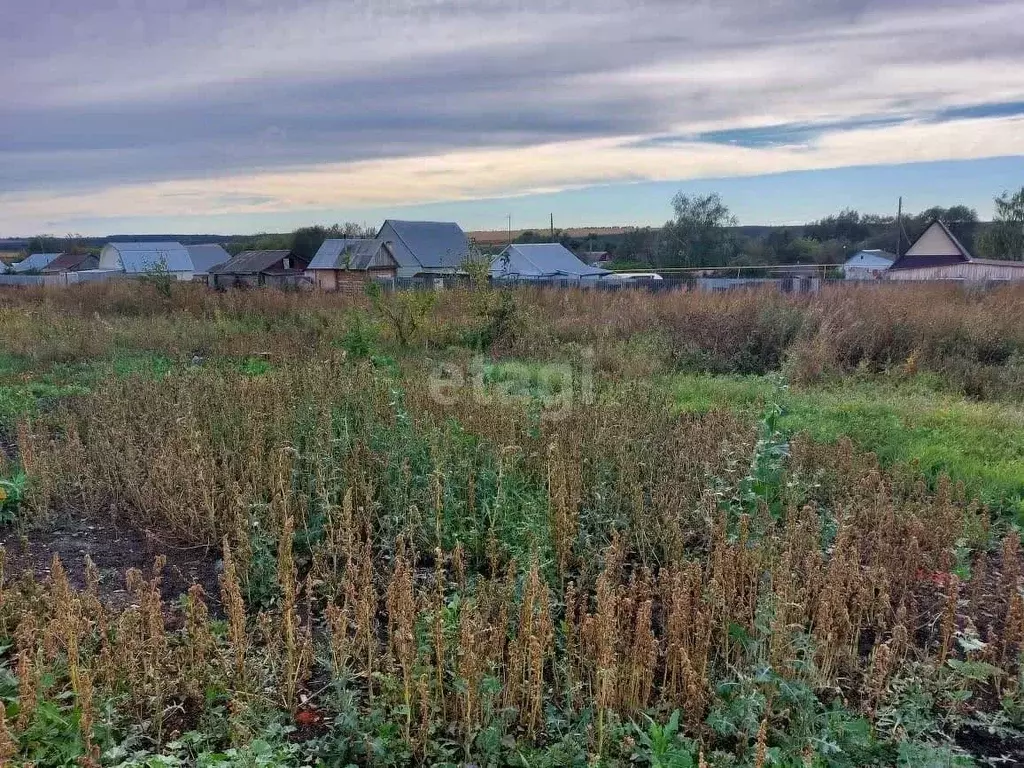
[804,209,870,245]
[63,233,89,256]
[292,222,377,262]
[291,226,329,263]
[620,227,660,265]
[908,205,979,251]
[658,192,738,267]
[977,187,1024,261]
[25,235,60,255]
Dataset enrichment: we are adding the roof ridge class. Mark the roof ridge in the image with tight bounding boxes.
[511,244,546,275]
[380,220,424,269]
[890,218,972,270]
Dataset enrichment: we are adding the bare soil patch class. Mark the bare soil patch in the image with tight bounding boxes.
[0,512,221,611]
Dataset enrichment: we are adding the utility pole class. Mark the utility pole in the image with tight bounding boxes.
[896,197,903,257]
[550,213,554,241]
[507,214,512,248]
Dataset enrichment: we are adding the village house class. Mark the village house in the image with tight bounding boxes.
[41,252,100,273]
[490,243,610,283]
[0,252,22,272]
[8,252,63,273]
[98,241,196,280]
[843,249,894,280]
[208,250,310,289]
[306,239,398,291]
[376,220,471,279]
[185,244,231,278]
[887,220,1024,282]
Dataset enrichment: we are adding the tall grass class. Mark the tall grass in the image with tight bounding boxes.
[1,281,1022,395]
[0,357,1015,764]
[1,281,1023,764]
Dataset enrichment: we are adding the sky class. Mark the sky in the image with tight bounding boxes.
[2,0,1024,237]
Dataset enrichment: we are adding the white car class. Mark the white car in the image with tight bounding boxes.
[606,272,663,282]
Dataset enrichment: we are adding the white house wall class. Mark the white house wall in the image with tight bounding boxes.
[904,223,964,257]
[98,245,122,270]
[887,262,1024,281]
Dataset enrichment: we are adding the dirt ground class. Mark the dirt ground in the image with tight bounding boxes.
[0,511,222,611]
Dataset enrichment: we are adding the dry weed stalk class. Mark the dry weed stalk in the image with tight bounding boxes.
[754,716,769,768]
[456,597,487,743]
[386,538,418,739]
[0,707,15,765]
[15,614,39,729]
[219,539,248,686]
[348,540,378,698]
[547,438,582,579]
[326,599,352,681]
[504,559,553,736]
[939,574,961,665]
[278,514,311,710]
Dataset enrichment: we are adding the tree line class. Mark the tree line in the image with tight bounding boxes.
[546,185,1024,269]
[223,222,376,260]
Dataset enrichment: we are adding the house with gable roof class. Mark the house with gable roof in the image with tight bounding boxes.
[887,220,1024,282]
[306,238,398,291]
[185,244,231,277]
[41,252,100,274]
[376,220,472,278]
[98,241,196,280]
[9,252,63,273]
[208,250,310,289]
[843,249,894,280]
[490,243,610,283]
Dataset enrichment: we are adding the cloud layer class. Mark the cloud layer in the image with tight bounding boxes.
[3,0,1024,233]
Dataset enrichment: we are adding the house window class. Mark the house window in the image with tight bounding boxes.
[283,258,290,270]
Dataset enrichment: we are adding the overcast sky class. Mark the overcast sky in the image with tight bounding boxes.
[3,0,1024,235]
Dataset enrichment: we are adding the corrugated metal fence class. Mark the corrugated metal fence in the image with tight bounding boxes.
[0,271,129,287]
[380,275,823,293]
[0,274,48,287]
[486,276,825,294]
[2,273,1013,294]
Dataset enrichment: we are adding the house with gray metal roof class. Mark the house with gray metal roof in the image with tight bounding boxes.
[99,241,195,280]
[9,252,63,273]
[185,244,231,276]
[490,243,610,283]
[209,250,310,289]
[843,249,894,280]
[307,239,398,290]
[376,220,471,278]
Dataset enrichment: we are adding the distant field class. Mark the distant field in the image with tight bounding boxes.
[467,225,634,244]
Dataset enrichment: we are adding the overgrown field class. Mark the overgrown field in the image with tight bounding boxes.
[0,282,1023,766]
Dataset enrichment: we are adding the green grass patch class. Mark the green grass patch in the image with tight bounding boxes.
[0,380,91,428]
[111,353,175,379]
[0,353,31,377]
[669,373,776,414]
[238,356,274,376]
[0,352,177,428]
[668,373,1024,514]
